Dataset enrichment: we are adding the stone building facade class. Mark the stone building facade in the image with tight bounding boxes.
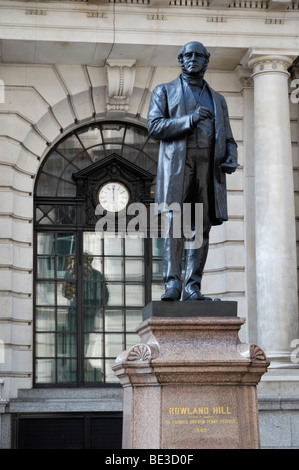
[0,0,298,448]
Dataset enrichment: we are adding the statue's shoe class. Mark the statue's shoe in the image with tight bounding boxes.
[161,288,181,301]
[182,291,212,301]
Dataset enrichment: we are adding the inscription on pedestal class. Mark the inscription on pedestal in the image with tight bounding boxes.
[162,385,239,449]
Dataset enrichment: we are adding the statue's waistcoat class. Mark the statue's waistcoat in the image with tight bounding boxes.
[183,81,214,149]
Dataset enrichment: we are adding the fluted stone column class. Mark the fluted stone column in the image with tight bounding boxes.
[248,54,299,365]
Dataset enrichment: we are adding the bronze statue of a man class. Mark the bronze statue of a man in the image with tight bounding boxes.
[147,41,238,301]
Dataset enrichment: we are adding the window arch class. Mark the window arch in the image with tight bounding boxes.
[34,121,163,386]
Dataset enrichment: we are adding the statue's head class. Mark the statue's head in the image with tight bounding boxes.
[178,42,210,77]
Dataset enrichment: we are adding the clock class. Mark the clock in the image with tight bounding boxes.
[98,182,130,212]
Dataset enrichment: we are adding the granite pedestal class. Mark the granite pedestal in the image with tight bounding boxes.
[113,301,269,449]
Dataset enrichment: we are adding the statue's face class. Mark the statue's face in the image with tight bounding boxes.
[179,43,208,75]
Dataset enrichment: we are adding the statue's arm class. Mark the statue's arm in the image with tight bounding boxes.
[147,86,193,141]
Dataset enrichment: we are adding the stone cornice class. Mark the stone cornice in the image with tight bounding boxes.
[2,0,299,10]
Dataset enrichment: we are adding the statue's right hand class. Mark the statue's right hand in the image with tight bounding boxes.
[192,105,214,125]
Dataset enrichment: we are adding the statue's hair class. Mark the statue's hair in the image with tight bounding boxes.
[178,42,210,60]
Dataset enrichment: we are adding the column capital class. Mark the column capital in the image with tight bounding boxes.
[248,55,293,78]
[241,48,296,79]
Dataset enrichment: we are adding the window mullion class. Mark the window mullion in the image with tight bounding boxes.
[77,229,84,386]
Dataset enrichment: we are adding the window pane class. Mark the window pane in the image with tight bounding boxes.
[83,232,103,255]
[57,307,72,331]
[84,359,104,382]
[105,359,119,383]
[57,333,77,357]
[151,283,164,301]
[125,259,144,281]
[84,308,103,332]
[104,235,123,256]
[35,173,59,197]
[36,307,55,331]
[105,309,124,332]
[83,256,103,280]
[126,310,142,331]
[57,256,75,279]
[83,281,107,307]
[125,235,144,256]
[104,258,124,281]
[105,334,124,357]
[58,282,76,306]
[57,233,75,255]
[152,237,163,257]
[106,284,124,306]
[37,256,55,278]
[56,133,83,157]
[124,125,147,147]
[57,359,77,383]
[152,259,163,280]
[36,333,55,357]
[101,123,125,144]
[126,285,144,306]
[36,282,55,305]
[37,233,55,255]
[85,333,103,358]
[35,359,55,383]
[77,125,103,148]
[126,333,139,350]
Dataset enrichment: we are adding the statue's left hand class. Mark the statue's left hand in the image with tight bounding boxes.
[220,156,239,174]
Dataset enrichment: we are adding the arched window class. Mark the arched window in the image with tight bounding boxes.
[34,121,162,386]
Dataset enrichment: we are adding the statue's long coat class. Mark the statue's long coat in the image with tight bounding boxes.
[147,76,238,225]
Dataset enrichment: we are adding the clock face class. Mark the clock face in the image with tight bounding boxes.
[98,182,130,212]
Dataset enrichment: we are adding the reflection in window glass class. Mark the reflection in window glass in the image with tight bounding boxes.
[106,284,124,306]
[34,122,161,386]
[57,307,71,331]
[57,333,77,357]
[84,308,103,332]
[57,359,77,383]
[83,232,103,256]
[85,333,103,361]
[84,359,103,382]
